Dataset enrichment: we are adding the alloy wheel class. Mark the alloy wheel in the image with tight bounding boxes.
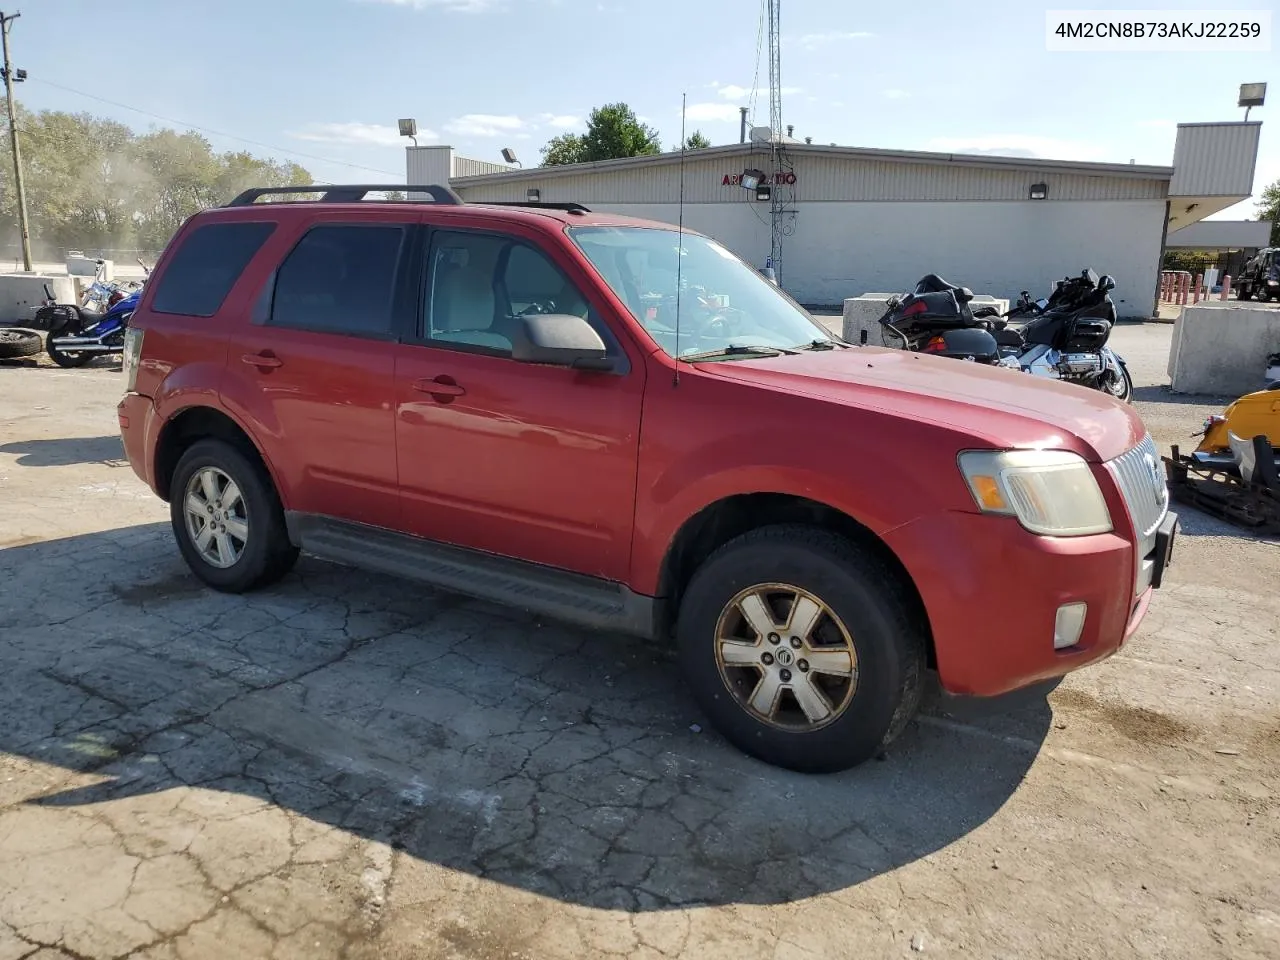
[714,582,858,731]
[183,466,249,569]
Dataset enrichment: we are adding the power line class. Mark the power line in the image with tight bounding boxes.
[25,77,402,177]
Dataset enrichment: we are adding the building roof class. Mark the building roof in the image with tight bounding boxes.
[450,141,1174,187]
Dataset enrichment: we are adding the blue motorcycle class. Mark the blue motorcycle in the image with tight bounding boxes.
[39,278,143,368]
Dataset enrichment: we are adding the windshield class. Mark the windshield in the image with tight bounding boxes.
[567,225,837,358]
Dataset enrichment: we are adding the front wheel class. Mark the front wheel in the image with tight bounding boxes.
[1100,358,1133,402]
[169,439,299,593]
[676,524,926,773]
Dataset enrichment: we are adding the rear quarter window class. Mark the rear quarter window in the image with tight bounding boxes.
[149,221,277,317]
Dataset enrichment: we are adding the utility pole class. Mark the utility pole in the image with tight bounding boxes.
[1,10,32,271]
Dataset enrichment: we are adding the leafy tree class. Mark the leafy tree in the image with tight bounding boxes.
[540,132,587,166]
[1256,177,1280,246]
[0,98,312,259]
[681,130,711,151]
[540,103,662,166]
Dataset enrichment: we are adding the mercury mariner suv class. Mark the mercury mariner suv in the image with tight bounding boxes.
[117,184,1178,773]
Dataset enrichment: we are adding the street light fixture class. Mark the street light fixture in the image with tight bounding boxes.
[1239,82,1266,121]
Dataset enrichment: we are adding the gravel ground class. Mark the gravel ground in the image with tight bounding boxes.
[0,324,1276,960]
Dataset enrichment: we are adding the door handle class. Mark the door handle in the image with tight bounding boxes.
[413,376,466,400]
[242,351,283,370]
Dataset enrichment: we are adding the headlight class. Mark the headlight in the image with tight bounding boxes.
[957,449,1113,536]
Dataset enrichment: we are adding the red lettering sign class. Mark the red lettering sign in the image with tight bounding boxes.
[721,172,796,185]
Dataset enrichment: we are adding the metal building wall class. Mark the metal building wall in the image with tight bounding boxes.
[453,149,1169,204]
[1168,122,1262,197]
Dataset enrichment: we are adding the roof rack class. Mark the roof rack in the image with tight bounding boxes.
[225,184,463,207]
[481,201,593,213]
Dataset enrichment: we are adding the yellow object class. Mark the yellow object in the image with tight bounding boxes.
[1195,386,1280,455]
[971,475,1007,510]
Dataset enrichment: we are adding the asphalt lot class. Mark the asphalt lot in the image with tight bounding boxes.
[1,324,1277,960]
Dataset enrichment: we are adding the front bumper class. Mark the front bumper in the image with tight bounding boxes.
[883,508,1173,698]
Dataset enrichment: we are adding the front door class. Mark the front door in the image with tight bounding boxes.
[393,225,645,581]
[232,213,416,531]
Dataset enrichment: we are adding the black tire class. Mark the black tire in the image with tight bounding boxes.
[1101,362,1133,403]
[45,320,94,368]
[0,328,43,359]
[676,524,926,774]
[169,438,299,593]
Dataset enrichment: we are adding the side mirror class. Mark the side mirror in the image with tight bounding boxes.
[1099,275,1116,292]
[957,286,974,302]
[511,314,612,370]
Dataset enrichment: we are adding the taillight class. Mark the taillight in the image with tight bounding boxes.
[903,301,928,317]
[923,335,947,353]
[122,327,145,393]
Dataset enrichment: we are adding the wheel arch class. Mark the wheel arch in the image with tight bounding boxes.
[655,492,936,667]
[153,405,282,506]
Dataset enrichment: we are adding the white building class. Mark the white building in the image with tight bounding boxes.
[407,121,1262,319]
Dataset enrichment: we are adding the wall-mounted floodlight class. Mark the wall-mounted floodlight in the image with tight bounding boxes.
[1239,82,1266,120]
[1029,182,1048,200]
[755,184,772,202]
[398,118,418,146]
[527,188,541,202]
[502,147,523,168]
[740,168,766,191]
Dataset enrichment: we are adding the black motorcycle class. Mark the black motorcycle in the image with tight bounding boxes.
[876,275,1015,367]
[989,270,1132,402]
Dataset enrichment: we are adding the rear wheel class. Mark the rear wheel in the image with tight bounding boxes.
[676,524,926,773]
[169,439,299,593]
[45,320,94,368]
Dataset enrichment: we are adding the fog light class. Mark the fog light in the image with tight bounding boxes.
[1054,602,1087,650]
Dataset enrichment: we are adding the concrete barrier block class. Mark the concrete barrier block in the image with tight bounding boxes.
[0,274,74,325]
[1168,302,1280,396]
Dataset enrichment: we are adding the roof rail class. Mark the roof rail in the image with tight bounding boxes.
[481,200,593,213]
[225,184,463,207]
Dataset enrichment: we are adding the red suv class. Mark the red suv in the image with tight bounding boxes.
[117,184,1177,773]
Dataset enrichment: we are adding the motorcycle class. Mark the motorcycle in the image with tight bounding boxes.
[35,258,149,368]
[989,269,1133,402]
[876,274,1019,367]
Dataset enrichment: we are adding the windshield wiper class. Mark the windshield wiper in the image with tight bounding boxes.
[677,344,797,362]
[795,338,846,351]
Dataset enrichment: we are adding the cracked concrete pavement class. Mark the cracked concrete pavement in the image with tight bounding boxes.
[0,325,1277,960]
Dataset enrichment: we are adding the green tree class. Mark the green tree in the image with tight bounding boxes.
[1257,177,1280,246]
[681,130,711,151]
[540,132,587,166]
[1,97,312,259]
[540,103,662,166]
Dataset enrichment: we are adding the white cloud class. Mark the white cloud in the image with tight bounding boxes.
[289,122,431,146]
[794,30,875,49]
[684,102,743,123]
[537,113,583,130]
[882,88,911,100]
[445,114,527,137]
[927,135,1109,162]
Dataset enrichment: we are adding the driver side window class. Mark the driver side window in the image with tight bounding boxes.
[422,230,602,358]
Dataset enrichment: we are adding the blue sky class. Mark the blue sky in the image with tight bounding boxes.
[13,0,1279,219]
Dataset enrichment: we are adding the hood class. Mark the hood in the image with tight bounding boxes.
[698,346,1146,462]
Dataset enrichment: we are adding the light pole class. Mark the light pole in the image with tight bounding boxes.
[1,9,32,271]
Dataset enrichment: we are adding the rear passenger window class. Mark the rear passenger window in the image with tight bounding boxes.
[149,221,276,317]
[268,224,405,337]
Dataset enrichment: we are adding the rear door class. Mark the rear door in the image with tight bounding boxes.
[227,210,418,531]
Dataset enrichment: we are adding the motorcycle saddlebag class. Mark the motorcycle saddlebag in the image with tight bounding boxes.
[1063,317,1110,352]
[924,327,1001,363]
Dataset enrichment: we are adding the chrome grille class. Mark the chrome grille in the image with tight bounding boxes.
[1104,433,1170,597]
